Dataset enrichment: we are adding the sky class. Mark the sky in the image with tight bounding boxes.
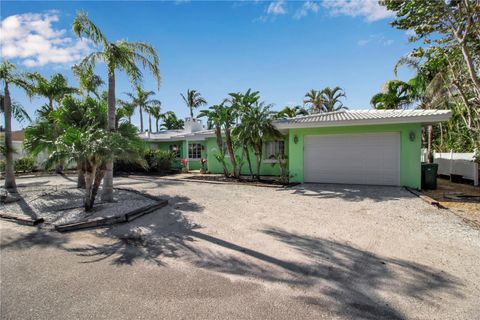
[1,0,416,130]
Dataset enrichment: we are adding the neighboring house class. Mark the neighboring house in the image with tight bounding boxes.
[141,110,451,189]
[0,130,47,168]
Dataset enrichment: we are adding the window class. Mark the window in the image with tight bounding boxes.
[264,140,285,160]
[188,143,202,159]
[169,144,181,158]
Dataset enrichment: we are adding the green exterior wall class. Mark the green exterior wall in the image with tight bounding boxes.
[205,138,287,176]
[287,123,422,188]
[150,140,207,171]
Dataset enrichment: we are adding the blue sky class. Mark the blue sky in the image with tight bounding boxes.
[1,0,415,130]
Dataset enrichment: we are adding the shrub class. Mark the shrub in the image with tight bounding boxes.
[0,160,5,173]
[148,150,176,172]
[14,157,36,173]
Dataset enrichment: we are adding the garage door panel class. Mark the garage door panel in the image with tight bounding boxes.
[304,133,400,186]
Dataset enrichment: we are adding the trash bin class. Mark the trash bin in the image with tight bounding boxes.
[421,163,438,190]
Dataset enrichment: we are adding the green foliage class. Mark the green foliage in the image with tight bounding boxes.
[14,157,36,173]
[273,105,309,119]
[181,89,207,118]
[160,111,184,130]
[146,149,176,172]
[371,80,413,110]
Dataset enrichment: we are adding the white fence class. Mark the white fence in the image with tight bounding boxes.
[0,141,48,169]
[422,149,479,186]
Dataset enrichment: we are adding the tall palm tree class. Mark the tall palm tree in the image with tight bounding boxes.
[0,61,32,192]
[145,100,161,133]
[28,73,77,110]
[320,86,348,112]
[181,89,207,118]
[72,64,104,98]
[73,11,161,201]
[160,111,184,130]
[303,89,324,113]
[124,86,159,132]
[148,104,162,132]
[370,80,413,110]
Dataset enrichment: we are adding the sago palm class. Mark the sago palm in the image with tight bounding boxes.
[0,61,32,192]
[73,10,161,201]
[181,89,207,118]
[303,89,324,113]
[320,86,348,112]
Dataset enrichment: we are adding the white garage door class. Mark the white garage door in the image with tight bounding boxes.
[304,133,400,186]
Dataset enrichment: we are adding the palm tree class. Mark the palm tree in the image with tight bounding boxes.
[28,73,77,110]
[241,101,282,180]
[123,86,159,132]
[0,61,32,192]
[72,64,104,98]
[370,80,413,110]
[303,89,324,113]
[320,86,348,112]
[148,104,162,132]
[117,99,136,124]
[199,105,229,177]
[160,111,184,130]
[181,89,207,118]
[273,105,309,119]
[73,11,161,201]
[145,100,161,133]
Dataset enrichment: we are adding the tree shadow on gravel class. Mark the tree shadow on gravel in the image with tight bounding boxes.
[65,195,204,266]
[189,227,463,320]
[284,183,416,203]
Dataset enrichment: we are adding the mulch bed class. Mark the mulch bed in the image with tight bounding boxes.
[182,174,294,187]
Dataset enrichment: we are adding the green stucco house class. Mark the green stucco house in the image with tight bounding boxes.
[141,109,451,189]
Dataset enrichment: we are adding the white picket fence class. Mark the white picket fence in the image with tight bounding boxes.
[422,149,479,186]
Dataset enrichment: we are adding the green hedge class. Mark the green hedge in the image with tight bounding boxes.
[114,149,176,173]
[0,157,36,173]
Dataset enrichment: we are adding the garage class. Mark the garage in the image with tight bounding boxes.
[304,132,401,186]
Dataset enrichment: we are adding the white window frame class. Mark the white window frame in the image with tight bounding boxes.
[263,140,285,163]
[188,143,202,160]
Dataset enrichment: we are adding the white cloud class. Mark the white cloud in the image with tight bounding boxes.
[267,1,287,15]
[357,34,394,46]
[322,0,394,22]
[0,11,92,67]
[294,1,320,20]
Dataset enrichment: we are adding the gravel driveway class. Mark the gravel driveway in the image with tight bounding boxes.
[1,174,479,319]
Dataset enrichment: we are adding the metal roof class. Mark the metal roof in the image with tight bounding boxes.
[273,109,452,129]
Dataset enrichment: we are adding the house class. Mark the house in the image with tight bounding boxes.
[140,109,451,189]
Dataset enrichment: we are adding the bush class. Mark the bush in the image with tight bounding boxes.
[114,149,176,173]
[14,157,36,173]
[0,160,5,173]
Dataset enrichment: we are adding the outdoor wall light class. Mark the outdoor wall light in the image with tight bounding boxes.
[409,131,416,142]
[294,135,299,144]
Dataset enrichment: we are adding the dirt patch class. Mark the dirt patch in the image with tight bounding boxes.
[422,178,480,228]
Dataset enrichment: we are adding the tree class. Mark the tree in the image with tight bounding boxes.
[240,101,282,180]
[25,95,144,210]
[123,86,159,132]
[145,99,161,133]
[117,99,136,124]
[181,89,207,118]
[381,0,480,95]
[273,105,309,119]
[73,11,161,201]
[216,100,238,178]
[72,64,104,98]
[0,61,32,192]
[160,111,184,130]
[371,80,413,110]
[320,86,348,112]
[199,105,229,177]
[28,73,77,110]
[303,89,324,113]
[148,103,162,133]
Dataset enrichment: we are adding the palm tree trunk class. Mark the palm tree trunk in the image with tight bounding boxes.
[190,106,193,118]
[3,82,16,192]
[244,145,254,179]
[148,112,152,133]
[128,115,132,124]
[214,126,229,177]
[77,161,86,189]
[89,163,106,209]
[84,161,95,211]
[139,106,144,132]
[225,127,237,178]
[101,71,115,202]
[156,119,159,132]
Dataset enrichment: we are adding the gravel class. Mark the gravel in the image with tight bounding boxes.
[1,174,479,319]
